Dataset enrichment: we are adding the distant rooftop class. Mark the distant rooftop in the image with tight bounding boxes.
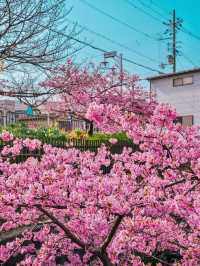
[147,68,200,81]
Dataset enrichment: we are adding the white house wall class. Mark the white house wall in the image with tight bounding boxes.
[151,72,200,125]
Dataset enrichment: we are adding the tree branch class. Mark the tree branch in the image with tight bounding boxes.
[37,205,114,266]
[164,178,186,189]
[101,215,123,252]
[184,180,200,196]
[36,205,86,250]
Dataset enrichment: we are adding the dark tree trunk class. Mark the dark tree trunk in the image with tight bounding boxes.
[88,121,94,136]
[98,252,114,266]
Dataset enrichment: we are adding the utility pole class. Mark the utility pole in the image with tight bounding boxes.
[119,53,123,93]
[172,9,176,72]
[161,9,182,73]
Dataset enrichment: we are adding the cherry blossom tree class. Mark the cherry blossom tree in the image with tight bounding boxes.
[0,102,200,265]
[41,60,155,135]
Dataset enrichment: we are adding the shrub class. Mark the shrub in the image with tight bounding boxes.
[0,124,129,143]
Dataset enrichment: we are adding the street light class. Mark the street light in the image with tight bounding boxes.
[104,51,117,59]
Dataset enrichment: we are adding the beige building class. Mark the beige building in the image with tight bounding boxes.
[147,68,200,126]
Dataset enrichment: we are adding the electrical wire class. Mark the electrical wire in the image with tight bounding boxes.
[123,57,163,73]
[130,0,200,67]
[78,0,158,41]
[61,32,163,72]
[137,0,168,19]
[147,0,170,16]
[66,18,160,64]
[182,53,197,67]
[124,0,164,23]
[21,10,163,73]
[10,5,164,74]
[148,1,200,42]
[181,27,200,41]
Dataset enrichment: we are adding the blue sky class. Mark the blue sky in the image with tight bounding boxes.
[65,0,200,79]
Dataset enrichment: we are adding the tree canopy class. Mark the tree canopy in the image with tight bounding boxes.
[0,100,200,265]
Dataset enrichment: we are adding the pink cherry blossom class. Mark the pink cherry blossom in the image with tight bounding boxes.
[0,62,200,265]
[0,131,13,142]
[41,60,155,135]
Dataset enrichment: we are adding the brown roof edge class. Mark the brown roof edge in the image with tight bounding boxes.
[147,67,200,81]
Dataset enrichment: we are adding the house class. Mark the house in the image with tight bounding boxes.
[15,101,61,128]
[147,68,200,126]
[0,99,87,130]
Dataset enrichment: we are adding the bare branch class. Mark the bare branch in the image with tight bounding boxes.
[0,0,80,71]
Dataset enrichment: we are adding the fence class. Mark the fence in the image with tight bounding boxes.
[58,119,99,133]
[0,138,136,163]
[58,119,87,131]
[39,138,135,152]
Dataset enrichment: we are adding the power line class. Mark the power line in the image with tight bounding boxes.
[140,1,200,42]
[63,32,162,72]
[181,27,200,41]
[177,57,185,70]
[124,0,163,23]
[78,0,158,41]
[136,0,168,19]
[68,34,163,72]
[149,1,200,42]
[182,52,197,67]
[133,1,199,67]
[66,18,160,64]
[147,0,170,16]
[123,57,162,73]
[19,14,163,73]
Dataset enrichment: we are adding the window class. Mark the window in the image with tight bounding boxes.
[175,116,183,124]
[173,76,193,87]
[182,115,193,126]
[173,78,183,86]
[175,115,193,126]
[183,76,193,85]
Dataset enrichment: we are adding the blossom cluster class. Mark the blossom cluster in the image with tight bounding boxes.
[0,104,200,265]
[41,60,155,125]
[0,131,14,142]
[0,133,41,157]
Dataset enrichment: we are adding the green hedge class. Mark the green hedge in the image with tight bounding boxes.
[0,123,129,142]
[1,123,67,141]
